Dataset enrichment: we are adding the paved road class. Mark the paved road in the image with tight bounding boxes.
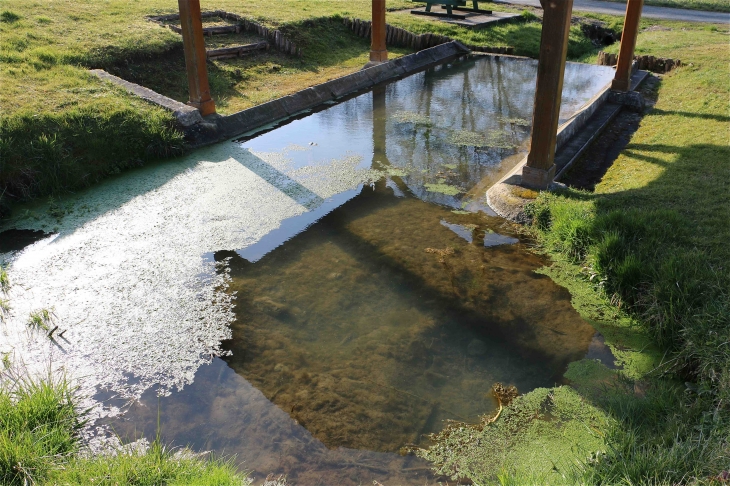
[494,0,730,23]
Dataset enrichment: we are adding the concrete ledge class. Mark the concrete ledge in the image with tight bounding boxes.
[217,98,289,138]
[90,69,203,127]
[213,41,469,142]
[281,86,335,116]
[320,71,374,99]
[362,61,407,84]
[90,41,471,147]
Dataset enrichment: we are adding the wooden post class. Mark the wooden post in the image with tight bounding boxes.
[612,0,644,91]
[371,0,388,63]
[521,0,574,190]
[178,0,216,116]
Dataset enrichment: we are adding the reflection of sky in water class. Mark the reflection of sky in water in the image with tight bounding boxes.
[242,57,614,209]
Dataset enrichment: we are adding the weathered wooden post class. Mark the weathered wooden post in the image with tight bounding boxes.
[371,0,388,63]
[611,0,644,91]
[178,0,216,115]
[521,0,574,189]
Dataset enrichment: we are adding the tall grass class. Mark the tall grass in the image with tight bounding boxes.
[0,370,81,485]
[0,368,249,486]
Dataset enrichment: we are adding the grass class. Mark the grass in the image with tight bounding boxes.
[524,20,730,484]
[0,367,249,486]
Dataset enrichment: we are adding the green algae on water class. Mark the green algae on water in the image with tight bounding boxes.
[497,116,530,127]
[448,130,516,149]
[384,167,408,177]
[391,111,433,127]
[424,183,462,196]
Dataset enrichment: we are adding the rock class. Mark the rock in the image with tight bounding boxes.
[467,338,488,357]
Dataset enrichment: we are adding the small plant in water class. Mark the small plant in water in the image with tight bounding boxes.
[27,308,54,333]
[0,267,8,293]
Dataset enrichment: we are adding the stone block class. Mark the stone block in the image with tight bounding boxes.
[90,69,203,127]
[521,164,556,190]
[608,90,645,113]
[281,86,334,115]
[320,71,374,98]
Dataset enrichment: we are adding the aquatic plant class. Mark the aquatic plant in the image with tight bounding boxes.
[497,115,530,127]
[416,386,610,483]
[391,111,433,127]
[0,267,8,293]
[27,308,53,333]
[424,183,462,196]
[447,130,516,149]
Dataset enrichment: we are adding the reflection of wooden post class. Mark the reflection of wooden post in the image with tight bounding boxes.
[371,0,388,63]
[372,86,387,164]
[612,0,644,91]
[178,0,216,115]
[521,0,574,189]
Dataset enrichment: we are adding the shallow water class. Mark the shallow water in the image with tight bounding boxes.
[2,56,615,485]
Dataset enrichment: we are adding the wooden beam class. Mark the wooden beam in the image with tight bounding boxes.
[371,0,388,62]
[612,0,644,91]
[521,0,574,190]
[178,0,216,116]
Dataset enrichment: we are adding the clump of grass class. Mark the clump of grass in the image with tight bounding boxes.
[0,370,81,485]
[0,10,20,23]
[27,308,53,332]
[0,366,250,486]
[0,267,8,293]
[57,436,249,486]
[520,9,539,22]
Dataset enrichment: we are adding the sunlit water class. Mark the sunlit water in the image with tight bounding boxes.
[2,56,615,485]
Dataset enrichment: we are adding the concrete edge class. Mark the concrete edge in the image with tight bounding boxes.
[208,41,470,144]
[90,69,204,127]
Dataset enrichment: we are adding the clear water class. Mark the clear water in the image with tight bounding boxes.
[98,56,615,485]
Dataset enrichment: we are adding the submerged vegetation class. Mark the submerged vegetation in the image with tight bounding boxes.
[0,367,249,486]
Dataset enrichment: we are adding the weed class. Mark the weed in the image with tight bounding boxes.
[0,369,81,485]
[0,267,8,293]
[27,308,53,332]
[0,11,20,23]
[0,368,250,485]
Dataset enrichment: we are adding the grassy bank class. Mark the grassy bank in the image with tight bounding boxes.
[419,19,729,484]
[0,367,248,486]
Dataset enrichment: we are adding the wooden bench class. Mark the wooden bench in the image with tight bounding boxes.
[411,0,492,18]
